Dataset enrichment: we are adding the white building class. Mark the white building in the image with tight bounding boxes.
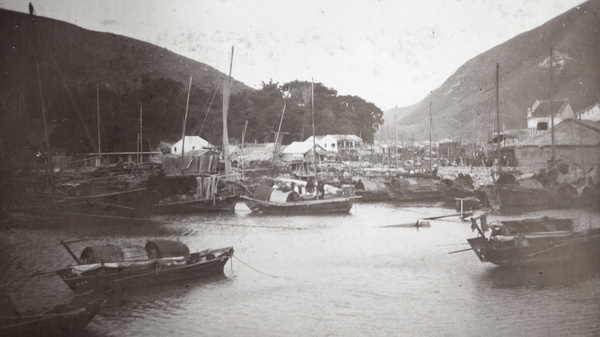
[304,134,363,153]
[577,103,600,122]
[526,99,575,134]
[170,136,213,155]
[282,142,326,162]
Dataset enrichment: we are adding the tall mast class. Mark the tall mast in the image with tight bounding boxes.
[241,119,248,177]
[429,101,432,174]
[181,75,192,162]
[29,3,54,193]
[222,46,234,174]
[139,104,143,163]
[97,84,101,155]
[311,79,319,199]
[549,47,555,163]
[273,84,290,166]
[495,63,501,172]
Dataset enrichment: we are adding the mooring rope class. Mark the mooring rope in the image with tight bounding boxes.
[232,254,283,279]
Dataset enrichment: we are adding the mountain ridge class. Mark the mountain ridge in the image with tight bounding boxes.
[382,0,600,143]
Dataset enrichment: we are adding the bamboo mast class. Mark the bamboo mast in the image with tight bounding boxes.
[241,119,248,177]
[97,84,101,155]
[29,3,54,193]
[181,75,193,162]
[429,101,432,175]
[273,84,290,166]
[495,63,502,172]
[311,79,319,199]
[549,47,555,163]
[139,104,143,163]
[222,46,234,174]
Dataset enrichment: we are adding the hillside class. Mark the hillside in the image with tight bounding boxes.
[389,0,600,143]
[0,8,251,162]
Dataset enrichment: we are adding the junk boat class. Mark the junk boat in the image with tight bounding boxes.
[467,213,600,267]
[57,240,233,294]
[0,297,101,337]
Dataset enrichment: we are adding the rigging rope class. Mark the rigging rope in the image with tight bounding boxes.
[232,254,283,279]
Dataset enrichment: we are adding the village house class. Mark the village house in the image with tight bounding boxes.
[304,135,363,153]
[170,136,213,155]
[281,141,326,162]
[577,103,600,122]
[526,98,575,134]
[515,118,600,171]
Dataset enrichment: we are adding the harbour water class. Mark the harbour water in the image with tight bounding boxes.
[1,202,599,336]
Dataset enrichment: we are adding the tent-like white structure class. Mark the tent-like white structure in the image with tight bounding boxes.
[170,136,213,155]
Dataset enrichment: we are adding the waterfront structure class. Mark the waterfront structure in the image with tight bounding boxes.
[515,118,600,170]
[526,99,575,135]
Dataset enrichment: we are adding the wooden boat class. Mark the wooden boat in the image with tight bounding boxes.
[0,297,101,337]
[353,177,392,201]
[242,184,358,214]
[155,175,239,213]
[57,240,233,294]
[467,214,600,267]
[485,172,575,210]
[384,177,441,201]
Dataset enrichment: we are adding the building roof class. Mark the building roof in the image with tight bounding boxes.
[518,119,600,147]
[576,102,600,115]
[531,99,569,118]
[326,134,363,142]
[282,141,325,154]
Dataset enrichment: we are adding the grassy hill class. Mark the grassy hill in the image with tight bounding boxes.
[386,0,600,143]
[0,8,251,163]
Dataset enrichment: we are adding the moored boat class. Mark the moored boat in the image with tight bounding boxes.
[57,240,233,294]
[467,214,600,267]
[0,297,102,337]
[384,177,441,202]
[242,184,358,214]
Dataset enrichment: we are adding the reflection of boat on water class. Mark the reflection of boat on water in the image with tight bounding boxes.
[242,184,358,214]
[0,297,102,337]
[467,213,600,267]
[57,240,234,295]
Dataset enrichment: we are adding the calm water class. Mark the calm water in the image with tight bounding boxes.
[1,203,599,336]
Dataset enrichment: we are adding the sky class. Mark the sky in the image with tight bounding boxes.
[0,0,587,110]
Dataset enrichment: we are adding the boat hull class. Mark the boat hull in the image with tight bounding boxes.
[0,300,101,337]
[57,247,233,295]
[243,197,355,214]
[155,195,239,213]
[468,229,600,267]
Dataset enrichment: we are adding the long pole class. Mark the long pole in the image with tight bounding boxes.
[311,79,319,199]
[139,104,143,163]
[549,47,555,163]
[429,101,432,174]
[97,84,101,155]
[29,4,54,193]
[495,63,502,172]
[241,119,248,176]
[181,75,193,162]
[273,85,289,166]
[222,46,234,174]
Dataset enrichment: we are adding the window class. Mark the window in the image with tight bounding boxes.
[331,143,336,148]
[537,122,548,131]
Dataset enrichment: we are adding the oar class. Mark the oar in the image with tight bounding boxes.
[378,220,430,228]
[447,248,473,254]
[421,212,473,220]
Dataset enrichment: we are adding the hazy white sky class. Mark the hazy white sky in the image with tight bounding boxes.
[0,0,586,109]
